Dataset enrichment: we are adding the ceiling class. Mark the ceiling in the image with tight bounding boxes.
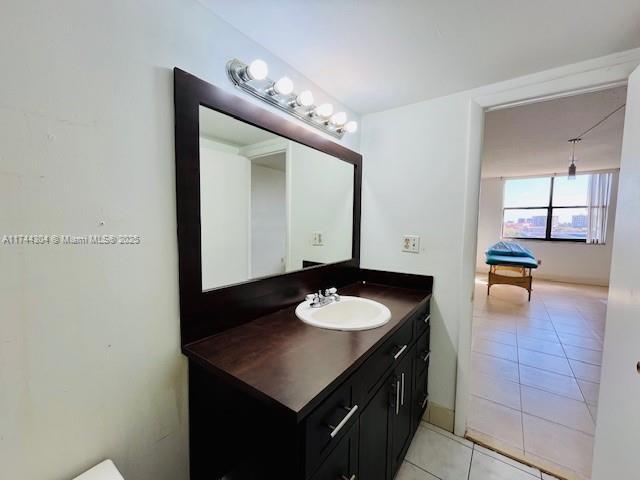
[200,0,640,114]
[199,105,276,146]
[482,86,627,178]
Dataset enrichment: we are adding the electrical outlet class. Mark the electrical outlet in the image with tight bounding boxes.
[402,235,420,253]
[312,232,324,246]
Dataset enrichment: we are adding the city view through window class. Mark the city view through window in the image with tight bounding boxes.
[502,175,589,240]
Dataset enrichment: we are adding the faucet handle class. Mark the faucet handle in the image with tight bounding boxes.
[305,293,317,303]
[325,287,337,295]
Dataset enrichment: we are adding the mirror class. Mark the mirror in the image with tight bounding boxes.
[199,106,355,291]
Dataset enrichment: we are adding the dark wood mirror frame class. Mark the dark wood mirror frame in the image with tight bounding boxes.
[174,68,362,346]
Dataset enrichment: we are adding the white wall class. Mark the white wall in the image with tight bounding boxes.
[287,142,354,270]
[361,93,473,413]
[250,163,286,278]
[361,49,640,429]
[591,66,640,480]
[475,175,619,286]
[200,139,250,290]
[0,1,359,479]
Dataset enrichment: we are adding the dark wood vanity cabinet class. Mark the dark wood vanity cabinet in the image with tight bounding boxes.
[186,284,431,480]
[300,306,430,480]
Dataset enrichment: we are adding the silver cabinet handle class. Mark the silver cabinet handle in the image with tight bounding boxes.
[393,344,407,360]
[424,314,431,324]
[328,404,358,438]
[421,394,429,409]
[422,351,430,363]
[395,380,400,415]
[340,475,356,480]
[400,373,405,406]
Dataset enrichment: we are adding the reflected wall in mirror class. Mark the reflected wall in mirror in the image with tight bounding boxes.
[199,106,354,291]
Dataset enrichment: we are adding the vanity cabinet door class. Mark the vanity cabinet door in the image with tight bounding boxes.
[390,345,415,476]
[310,422,359,480]
[358,380,392,480]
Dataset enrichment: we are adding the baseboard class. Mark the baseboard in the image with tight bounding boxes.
[425,401,454,432]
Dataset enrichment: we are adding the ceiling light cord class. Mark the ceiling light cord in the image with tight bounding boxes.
[571,103,626,141]
[565,102,625,180]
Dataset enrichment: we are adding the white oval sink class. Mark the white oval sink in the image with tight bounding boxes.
[295,296,391,331]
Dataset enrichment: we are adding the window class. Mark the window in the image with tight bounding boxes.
[502,175,590,241]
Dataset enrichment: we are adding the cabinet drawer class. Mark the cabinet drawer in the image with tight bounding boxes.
[414,300,431,338]
[305,377,360,477]
[360,319,414,398]
[415,327,431,378]
[310,422,358,480]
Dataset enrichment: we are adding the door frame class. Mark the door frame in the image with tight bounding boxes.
[454,47,640,437]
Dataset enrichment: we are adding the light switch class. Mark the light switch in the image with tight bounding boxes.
[402,235,420,253]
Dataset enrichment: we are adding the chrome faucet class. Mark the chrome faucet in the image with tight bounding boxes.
[305,287,341,308]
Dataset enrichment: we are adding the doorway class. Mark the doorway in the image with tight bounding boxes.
[465,87,625,479]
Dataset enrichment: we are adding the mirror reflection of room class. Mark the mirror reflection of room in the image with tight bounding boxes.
[199,106,354,291]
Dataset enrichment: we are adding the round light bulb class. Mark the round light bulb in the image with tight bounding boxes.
[246,59,268,80]
[344,120,358,133]
[273,76,294,95]
[315,103,334,118]
[296,90,314,107]
[330,112,347,126]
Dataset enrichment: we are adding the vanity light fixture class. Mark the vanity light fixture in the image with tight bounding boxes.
[242,59,269,81]
[226,58,357,138]
[314,103,334,118]
[293,90,314,107]
[270,76,294,96]
[330,111,347,126]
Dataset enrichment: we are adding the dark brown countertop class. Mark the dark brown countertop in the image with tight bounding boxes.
[184,282,430,419]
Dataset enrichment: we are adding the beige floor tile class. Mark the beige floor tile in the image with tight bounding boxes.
[519,365,583,401]
[569,359,602,383]
[422,421,474,448]
[577,380,600,406]
[521,385,595,435]
[523,414,594,478]
[547,313,587,327]
[470,371,521,410]
[469,449,540,479]
[467,396,523,450]
[474,317,517,334]
[557,332,602,351]
[472,352,520,382]
[473,337,518,361]
[517,336,565,357]
[396,461,439,480]
[473,445,541,477]
[516,317,555,331]
[517,349,573,376]
[563,345,602,366]
[526,452,591,480]
[405,424,472,480]
[475,328,518,346]
[552,322,596,338]
[517,326,560,343]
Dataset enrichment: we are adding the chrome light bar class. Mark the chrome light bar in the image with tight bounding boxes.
[226,58,357,139]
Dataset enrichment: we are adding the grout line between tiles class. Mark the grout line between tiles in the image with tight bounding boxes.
[404,458,444,480]
[467,447,473,480]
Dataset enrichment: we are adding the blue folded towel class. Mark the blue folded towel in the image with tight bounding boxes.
[486,241,535,259]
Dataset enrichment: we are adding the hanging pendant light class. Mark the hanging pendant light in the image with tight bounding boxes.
[567,138,580,180]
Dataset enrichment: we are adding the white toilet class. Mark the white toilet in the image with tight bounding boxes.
[73,460,124,480]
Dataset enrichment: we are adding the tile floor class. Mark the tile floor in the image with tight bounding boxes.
[399,421,559,480]
[466,275,606,480]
